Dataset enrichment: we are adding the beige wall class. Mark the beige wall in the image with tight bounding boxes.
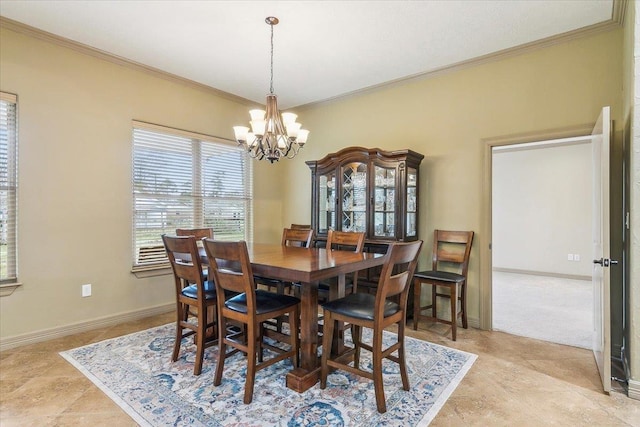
[283,29,624,328]
[492,143,593,277]
[0,27,284,340]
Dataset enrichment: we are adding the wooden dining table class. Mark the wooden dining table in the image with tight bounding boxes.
[201,242,386,392]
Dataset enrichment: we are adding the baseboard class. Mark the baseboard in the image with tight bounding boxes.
[492,267,591,281]
[0,303,174,352]
[628,379,640,400]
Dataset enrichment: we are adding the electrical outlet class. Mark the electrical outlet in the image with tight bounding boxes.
[567,254,574,261]
[574,254,580,261]
[82,283,92,297]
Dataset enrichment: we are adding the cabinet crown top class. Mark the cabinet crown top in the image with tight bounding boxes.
[306,146,424,169]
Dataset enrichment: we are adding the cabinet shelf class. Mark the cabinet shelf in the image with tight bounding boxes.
[308,147,424,320]
[307,146,423,242]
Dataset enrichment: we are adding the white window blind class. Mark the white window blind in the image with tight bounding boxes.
[132,122,253,271]
[0,92,18,283]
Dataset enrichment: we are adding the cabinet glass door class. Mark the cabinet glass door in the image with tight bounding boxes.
[406,167,417,237]
[341,162,367,232]
[373,165,396,237]
[319,172,336,234]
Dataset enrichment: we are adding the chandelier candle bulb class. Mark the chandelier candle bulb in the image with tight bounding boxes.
[281,112,298,125]
[233,126,249,143]
[297,129,310,145]
[233,16,309,163]
[249,110,266,121]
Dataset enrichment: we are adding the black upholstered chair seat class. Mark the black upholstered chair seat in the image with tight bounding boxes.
[413,270,465,283]
[226,289,300,315]
[321,293,400,321]
[181,280,216,299]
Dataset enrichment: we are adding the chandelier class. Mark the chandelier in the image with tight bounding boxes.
[233,16,309,163]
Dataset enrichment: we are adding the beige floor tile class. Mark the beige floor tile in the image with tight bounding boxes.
[52,413,139,426]
[1,312,639,425]
[0,376,90,418]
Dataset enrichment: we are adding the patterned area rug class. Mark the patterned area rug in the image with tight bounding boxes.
[60,323,476,426]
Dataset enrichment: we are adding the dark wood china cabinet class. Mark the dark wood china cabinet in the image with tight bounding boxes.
[306,146,424,302]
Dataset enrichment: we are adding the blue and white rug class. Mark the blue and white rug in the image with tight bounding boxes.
[60,323,476,426]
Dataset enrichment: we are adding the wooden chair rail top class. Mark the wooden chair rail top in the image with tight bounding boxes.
[200,243,384,283]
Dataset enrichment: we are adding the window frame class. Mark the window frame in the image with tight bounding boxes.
[131,121,253,272]
[0,92,18,285]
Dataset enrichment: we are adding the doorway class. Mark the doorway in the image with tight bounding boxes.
[491,137,594,348]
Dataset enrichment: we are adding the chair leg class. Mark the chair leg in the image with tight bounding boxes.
[431,283,437,318]
[244,324,257,404]
[461,280,468,329]
[172,302,184,362]
[214,317,227,386]
[320,310,334,389]
[193,306,206,375]
[450,283,458,341]
[372,327,386,414]
[258,322,264,363]
[352,324,362,369]
[397,319,409,391]
[412,280,420,330]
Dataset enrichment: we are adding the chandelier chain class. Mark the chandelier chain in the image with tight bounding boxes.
[269,22,274,94]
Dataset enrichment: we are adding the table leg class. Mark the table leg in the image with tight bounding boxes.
[286,281,320,392]
[329,274,347,355]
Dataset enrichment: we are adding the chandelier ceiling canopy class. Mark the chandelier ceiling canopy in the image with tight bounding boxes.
[233,16,309,163]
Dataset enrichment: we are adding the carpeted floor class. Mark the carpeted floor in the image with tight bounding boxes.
[492,271,592,349]
[60,323,476,426]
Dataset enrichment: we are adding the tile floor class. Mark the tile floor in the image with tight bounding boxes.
[1,312,639,426]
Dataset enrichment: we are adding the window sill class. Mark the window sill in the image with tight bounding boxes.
[131,266,172,279]
[0,282,23,297]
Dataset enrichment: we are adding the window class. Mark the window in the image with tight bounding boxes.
[132,122,253,271]
[0,92,18,283]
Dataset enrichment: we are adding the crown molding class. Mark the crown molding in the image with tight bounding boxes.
[1,0,627,111]
[296,0,627,111]
[0,16,256,107]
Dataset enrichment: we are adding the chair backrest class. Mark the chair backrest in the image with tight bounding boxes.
[176,228,214,240]
[162,234,207,296]
[290,224,311,230]
[376,240,423,315]
[431,230,474,277]
[326,229,365,253]
[203,239,257,310]
[281,227,314,248]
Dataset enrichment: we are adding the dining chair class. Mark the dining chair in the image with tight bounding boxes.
[203,239,300,404]
[281,227,314,247]
[255,227,314,332]
[175,227,215,320]
[320,240,422,413]
[175,227,214,276]
[412,230,474,341]
[294,229,366,302]
[176,227,214,240]
[290,223,312,230]
[162,234,217,375]
[320,229,365,297]
[255,227,314,296]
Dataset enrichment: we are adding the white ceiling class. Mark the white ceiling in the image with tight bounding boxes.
[0,1,614,109]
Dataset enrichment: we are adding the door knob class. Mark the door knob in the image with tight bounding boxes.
[593,258,618,267]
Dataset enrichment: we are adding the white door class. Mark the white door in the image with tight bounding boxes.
[592,106,612,393]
